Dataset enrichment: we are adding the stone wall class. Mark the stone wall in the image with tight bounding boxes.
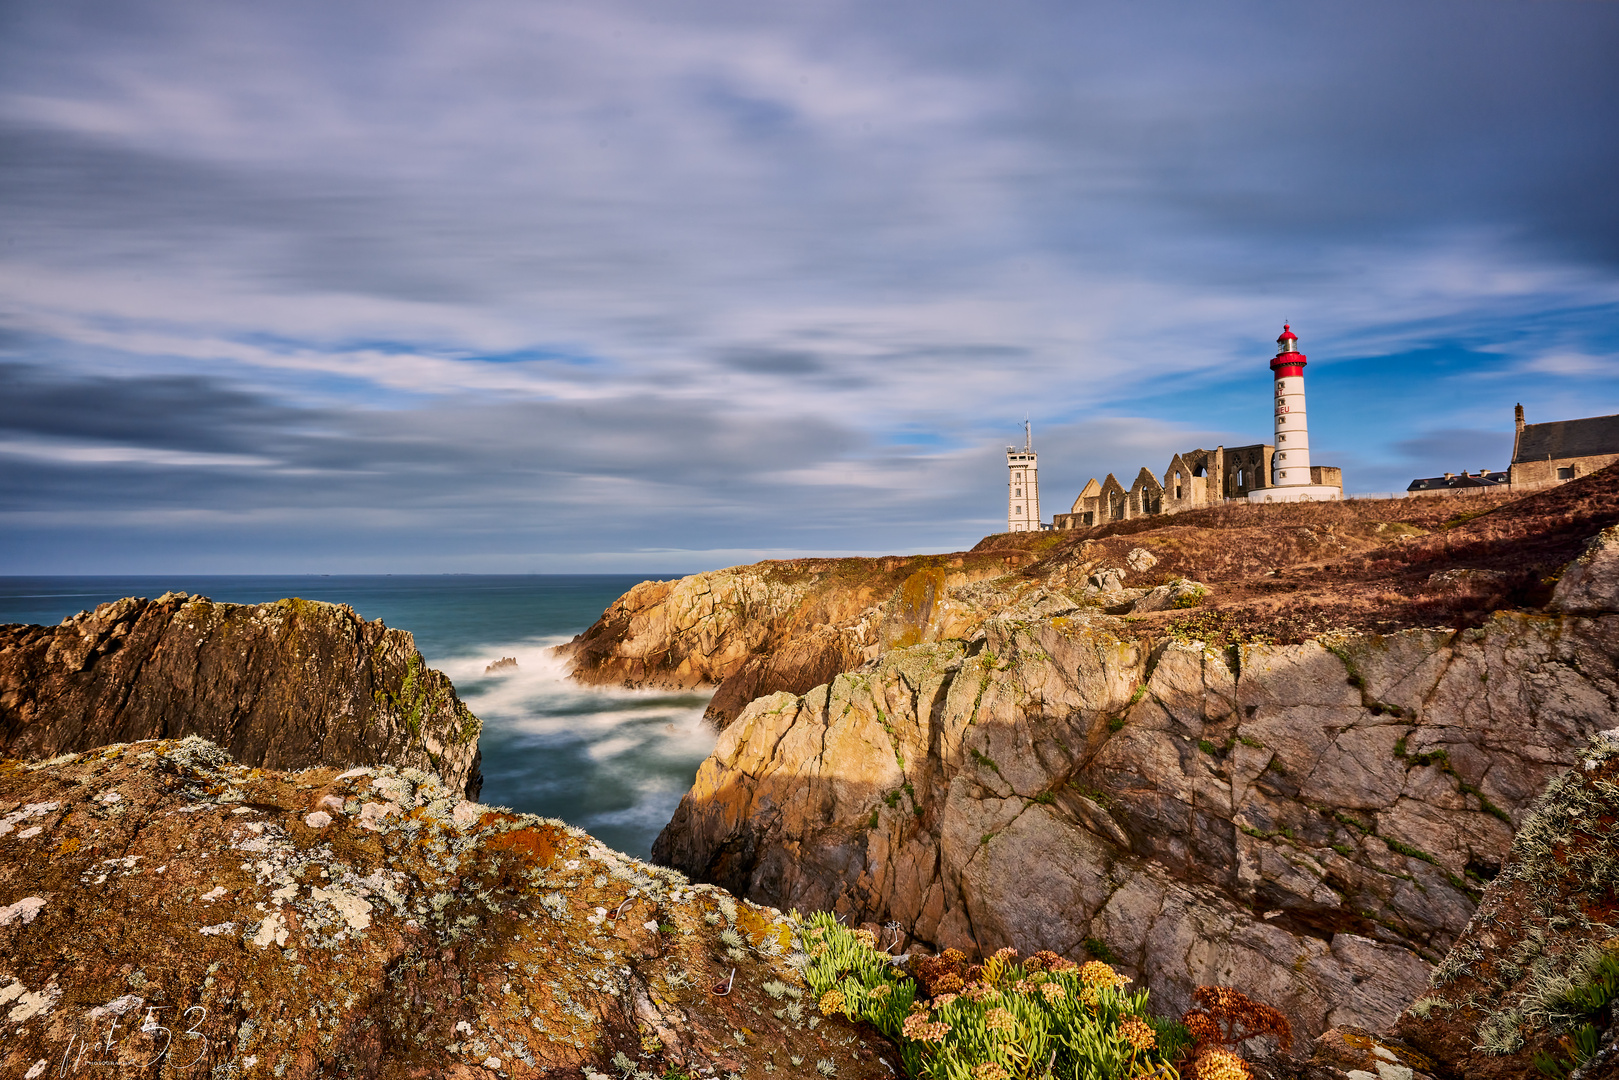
[1222,443,1274,498]
[1509,451,1619,491]
[1310,465,1343,488]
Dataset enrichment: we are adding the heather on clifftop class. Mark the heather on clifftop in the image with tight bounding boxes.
[1001,460,1619,642]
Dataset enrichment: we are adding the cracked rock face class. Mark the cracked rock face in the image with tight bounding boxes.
[0,593,483,797]
[653,610,1619,1043]
[0,739,885,1080]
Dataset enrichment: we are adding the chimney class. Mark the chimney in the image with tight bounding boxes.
[1513,403,1525,462]
[1444,472,1454,480]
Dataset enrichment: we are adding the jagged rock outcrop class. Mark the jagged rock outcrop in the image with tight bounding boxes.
[653,603,1619,1043]
[0,593,483,796]
[557,551,1049,723]
[1553,524,1619,615]
[1387,732,1619,1079]
[0,740,882,1080]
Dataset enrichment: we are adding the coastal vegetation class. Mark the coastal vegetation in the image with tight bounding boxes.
[794,912,1310,1079]
[796,912,1194,1079]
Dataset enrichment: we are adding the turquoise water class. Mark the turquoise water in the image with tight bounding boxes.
[0,575,717,858]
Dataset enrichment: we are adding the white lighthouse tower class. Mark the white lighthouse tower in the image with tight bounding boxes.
[1006,421,1040,531]
[1250,324,1342,503]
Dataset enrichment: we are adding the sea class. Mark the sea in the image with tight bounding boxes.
[0,575,716,859]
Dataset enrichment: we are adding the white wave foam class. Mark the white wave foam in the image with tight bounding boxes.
[584,792,690,834]
[428,632,720,848]
[430,635,715,712]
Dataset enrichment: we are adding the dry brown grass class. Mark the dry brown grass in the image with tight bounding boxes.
[1022,463,1619,643]
[1045,487,1521,547]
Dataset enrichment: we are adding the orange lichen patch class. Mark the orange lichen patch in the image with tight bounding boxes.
[482,825,560,868]
[478,809,523,829]
[1311,1028,1436,1075]
[735,906,792,952]
[54,836,80,854]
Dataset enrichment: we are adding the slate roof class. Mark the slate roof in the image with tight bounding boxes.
[1514,413,1619,464]
[1407,471,1508,493]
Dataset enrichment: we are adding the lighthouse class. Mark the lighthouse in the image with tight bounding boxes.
[1248,324,1342,503]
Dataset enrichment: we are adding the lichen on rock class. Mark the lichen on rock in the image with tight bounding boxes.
[0,739,886,1080]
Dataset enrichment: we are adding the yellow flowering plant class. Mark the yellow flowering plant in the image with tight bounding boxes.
[792,911,1191,1080]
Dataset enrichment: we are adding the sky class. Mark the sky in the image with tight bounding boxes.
[2,0,1617,574]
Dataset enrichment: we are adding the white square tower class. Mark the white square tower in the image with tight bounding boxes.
[1007,421,1040,531]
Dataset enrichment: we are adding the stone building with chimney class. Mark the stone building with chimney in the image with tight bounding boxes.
[1407,470,1508,497]
[1508,404,1619,491]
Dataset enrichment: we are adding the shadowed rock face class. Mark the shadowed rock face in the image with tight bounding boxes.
[652,606,1619,1044]
[0,740,879,1080]
[0,593,482,797]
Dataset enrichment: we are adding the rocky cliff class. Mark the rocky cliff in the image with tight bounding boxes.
[1384,725,1619,1079]
[0,593,483,796]
[567,463,1619,722]
[655,607,1618,1043]
[0,740,882,1080]
[559,550,1050,723]
[646,491,1619,1047]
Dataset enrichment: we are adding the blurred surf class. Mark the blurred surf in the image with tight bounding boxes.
[437,633,716,857]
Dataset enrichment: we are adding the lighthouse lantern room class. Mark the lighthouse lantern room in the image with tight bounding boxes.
[1248,324,1343,504]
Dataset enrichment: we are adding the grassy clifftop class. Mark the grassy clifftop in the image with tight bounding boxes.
[1004,460,1619,642]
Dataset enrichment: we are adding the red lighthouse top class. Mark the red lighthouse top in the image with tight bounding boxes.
[1270,323,1307,377]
